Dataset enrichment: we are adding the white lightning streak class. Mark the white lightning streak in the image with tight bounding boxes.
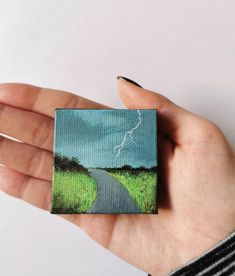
[114,110,141,159]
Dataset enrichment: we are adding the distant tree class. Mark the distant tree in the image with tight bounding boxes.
[121,164,133,171]
[54,154,89,175]
[149,166,157,172]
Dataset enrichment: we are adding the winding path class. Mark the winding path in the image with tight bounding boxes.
[87,169,140,214]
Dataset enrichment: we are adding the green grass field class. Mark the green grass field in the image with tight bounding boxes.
[51,170,97,213]
[52,167,157,214]
[108,170,157,213]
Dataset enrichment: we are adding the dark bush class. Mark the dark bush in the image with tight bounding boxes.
[54,154,89,175]
[102,165,157,174]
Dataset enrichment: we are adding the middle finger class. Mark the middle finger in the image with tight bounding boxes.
[0,135,52,181]
[0,103,54,151]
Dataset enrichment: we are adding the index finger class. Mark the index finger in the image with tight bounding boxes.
[0,83,110,118]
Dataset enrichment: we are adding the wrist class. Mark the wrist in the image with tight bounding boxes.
[168,231,235,276]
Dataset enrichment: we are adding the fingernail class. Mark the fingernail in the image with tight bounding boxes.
[117,76,143,88]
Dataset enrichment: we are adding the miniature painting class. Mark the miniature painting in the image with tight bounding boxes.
[51,109,157,214]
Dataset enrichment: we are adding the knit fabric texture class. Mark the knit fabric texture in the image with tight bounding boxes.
[168,231,235,276]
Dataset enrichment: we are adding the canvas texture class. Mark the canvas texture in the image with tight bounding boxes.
[51,109,157,214]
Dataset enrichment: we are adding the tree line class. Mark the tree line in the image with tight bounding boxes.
[54,154,89,175]
[54,154,157,174]
[98,165,157,173]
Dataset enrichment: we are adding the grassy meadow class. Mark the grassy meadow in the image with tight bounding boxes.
[51,154,97,213]
[107,169,157,213]
[51,171,97,213]
[52,154,157,214]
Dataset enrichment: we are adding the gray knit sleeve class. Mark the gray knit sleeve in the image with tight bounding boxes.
[148,231,235,276]
[169,231,235,276]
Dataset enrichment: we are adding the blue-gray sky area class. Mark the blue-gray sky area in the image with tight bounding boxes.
[54,109,157,168]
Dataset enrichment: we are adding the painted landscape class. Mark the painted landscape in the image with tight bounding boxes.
[51,109,157,214]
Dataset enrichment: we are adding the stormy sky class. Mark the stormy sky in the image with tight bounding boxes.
[54,109,157,168]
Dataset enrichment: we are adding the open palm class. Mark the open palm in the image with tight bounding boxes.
[0,79,234,276]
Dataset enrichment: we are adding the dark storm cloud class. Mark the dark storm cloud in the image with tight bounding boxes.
[54,109,157,168]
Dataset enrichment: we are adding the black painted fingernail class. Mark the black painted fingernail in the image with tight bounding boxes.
[117,76,143,88]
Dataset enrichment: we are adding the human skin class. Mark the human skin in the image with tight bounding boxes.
[0,79,234,275]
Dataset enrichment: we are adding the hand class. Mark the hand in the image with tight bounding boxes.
[0,80,234,276]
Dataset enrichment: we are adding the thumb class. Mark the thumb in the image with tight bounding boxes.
[117,76,198,145]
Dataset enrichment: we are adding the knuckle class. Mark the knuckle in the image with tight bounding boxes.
[63,94,79,108]
[26,149,43,177]
[197,120,223,142]
[42,188,51,210]
[0,104,6,122]
[32,119,53,149]
[18,177,30,199]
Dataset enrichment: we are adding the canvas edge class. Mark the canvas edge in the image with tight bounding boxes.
[50,108,158,215]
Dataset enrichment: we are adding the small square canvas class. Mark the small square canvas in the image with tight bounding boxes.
[51,109,157,214]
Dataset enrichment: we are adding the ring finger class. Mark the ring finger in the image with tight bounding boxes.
[0,135,52,181]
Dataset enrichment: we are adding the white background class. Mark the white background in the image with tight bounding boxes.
[0,1,235,275]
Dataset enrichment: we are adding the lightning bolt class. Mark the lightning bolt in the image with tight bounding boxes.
[114,110,142,159]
